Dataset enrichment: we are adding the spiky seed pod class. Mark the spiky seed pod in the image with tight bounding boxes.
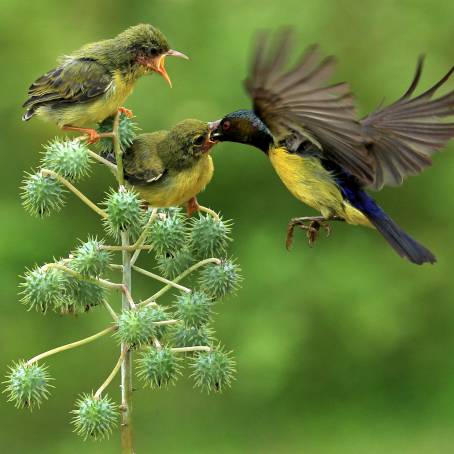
[199,259,242,300]
[41,139,92,183]
[155,248,194,279]
[148,305,173,339]
[21,171,66,217]
[136,347,181,388]
[149,209,187,255]
[170,324,214,349]
[114,307,156,348]
[20,267,67,313]
[103,187,144,239]
[61,278,106,314]
[72,393,118,441]
[174,291,213,328]
[190,347,236,393]
[189,215,232,259]
[4,362,53,410]
[70,238,112,277]
[97,112,140,156]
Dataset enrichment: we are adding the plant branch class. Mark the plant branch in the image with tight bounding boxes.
[101,244,153,252]
[86,148,118,172]
[102,299,118,321]
[94,348,126,399]
[140,258,221,306]
[198,205,220,221]
[26,326,116,365]
[171,346,212,353]
[131,265,191,293]
[130,208,158,266]
[40,168,108,219]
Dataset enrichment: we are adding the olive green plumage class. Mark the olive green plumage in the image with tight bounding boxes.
[22,24,187,128]
[113,119,217,208]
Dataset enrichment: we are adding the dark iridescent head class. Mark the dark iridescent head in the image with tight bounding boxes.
[116,24,188,86]
[210,110,273,153]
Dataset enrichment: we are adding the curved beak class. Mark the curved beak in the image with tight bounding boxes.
[152,49,189,88]
[202,120,222,153]
[208,119,221,141]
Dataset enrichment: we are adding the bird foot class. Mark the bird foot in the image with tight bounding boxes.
[286,216,331,250]
[62,125,101,144]
[186,197,200,217]
[118,106,134,118]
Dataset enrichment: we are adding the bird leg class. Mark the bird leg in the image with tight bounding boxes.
[62,125,103,144]
[286,215,344,250]
[186,197,200,217]
[118,106,134,118]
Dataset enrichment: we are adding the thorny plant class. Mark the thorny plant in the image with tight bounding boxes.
[4,112,241,453]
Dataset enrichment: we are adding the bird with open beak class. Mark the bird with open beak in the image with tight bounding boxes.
[105,119,220,215]
[22,24,188,143]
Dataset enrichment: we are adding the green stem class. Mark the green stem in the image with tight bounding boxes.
[86,148,118,172]
[198,205,220,221]
[94,348,126,399]
[130,208,158,266]
[40,168,108,219]
[140,258,221,306]
[131,265,190,293]
[102,299,118,321]
[26,326,115,365]
[171,346,211,353]
[101,244,153,252]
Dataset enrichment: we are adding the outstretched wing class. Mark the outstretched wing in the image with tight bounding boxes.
[245,29,373,185]
[23,57,112,117]
[361,57,454,190]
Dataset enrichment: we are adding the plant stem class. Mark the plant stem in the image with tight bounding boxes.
[130,208,158,266]
[101,244,153,252]
[102,299,119,321]
[94,348,126,399]
[26,326,115,365]
[112,110,134,454]
[140,258,221,306]
[171,346,211,353]
[131,265,191,293]
[86,148,118,172]
[41,168,108,219]
[198,205,220,221]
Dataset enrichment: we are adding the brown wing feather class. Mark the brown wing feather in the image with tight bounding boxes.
[361,57,454,189]
[244,29,373,184]
[22,58,112,117]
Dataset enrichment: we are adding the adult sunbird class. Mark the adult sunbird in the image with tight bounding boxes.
[22,24,188,143]
[106,119,219,214]
[211,30,454,265]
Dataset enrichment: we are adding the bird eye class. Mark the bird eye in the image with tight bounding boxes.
[222,120,231,131]
[193,135,205,145]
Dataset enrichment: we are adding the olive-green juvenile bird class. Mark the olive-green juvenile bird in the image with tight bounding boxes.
[22,24,188,143]
[107,119,219,214]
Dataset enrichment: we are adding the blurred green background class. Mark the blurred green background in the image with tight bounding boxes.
[2,0,454,452]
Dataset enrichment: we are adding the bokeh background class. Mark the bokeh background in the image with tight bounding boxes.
[2,0,454,452]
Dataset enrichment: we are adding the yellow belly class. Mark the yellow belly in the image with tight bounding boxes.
[268,147,370,226]
[133,154,214,208]
[37,71,136,127]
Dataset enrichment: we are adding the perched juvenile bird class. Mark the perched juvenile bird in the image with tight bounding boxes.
[211,30,454,264]
[22,24,188,142]
[109,119,219,213]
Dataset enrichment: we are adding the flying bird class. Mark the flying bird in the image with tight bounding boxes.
[106,119,219,215]
[211,30,454,264]
[22,24,188,143]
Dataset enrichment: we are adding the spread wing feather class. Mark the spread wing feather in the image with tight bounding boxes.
[361,57,454,189]
[244,29,374,185]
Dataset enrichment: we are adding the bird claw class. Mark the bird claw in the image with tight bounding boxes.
[118,106,134,118]
[286,217,331,250]
[85,130,101,144]
[186,197,200,217]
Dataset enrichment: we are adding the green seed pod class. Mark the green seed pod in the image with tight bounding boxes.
[4,361,53,410]
[136,347,181,388]
[20,267,67,313]
[190,347,236,393]
[174,291,213,327]
[70,238,112,277]
[149,209,187,255]
[62,278,106,314]
[41,138,92,183]
[114,307,156,348]
[199,259,242,300]
[21,171,66,217]
[170,324,214,349]
[103,187,144,239]
[148,305,173,339]
[189,215,232,259]
[72,393,118,441]
[155,248,194,280]
[97,112,140,156]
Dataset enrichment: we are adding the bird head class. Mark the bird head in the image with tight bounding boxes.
[165,119,219,168]
[210,110,273,152]
[117,24,188,86]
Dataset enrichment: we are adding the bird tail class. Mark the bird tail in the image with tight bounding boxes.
[346,190,436,265]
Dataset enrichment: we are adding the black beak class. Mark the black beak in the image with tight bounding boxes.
[208,119,222,141]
